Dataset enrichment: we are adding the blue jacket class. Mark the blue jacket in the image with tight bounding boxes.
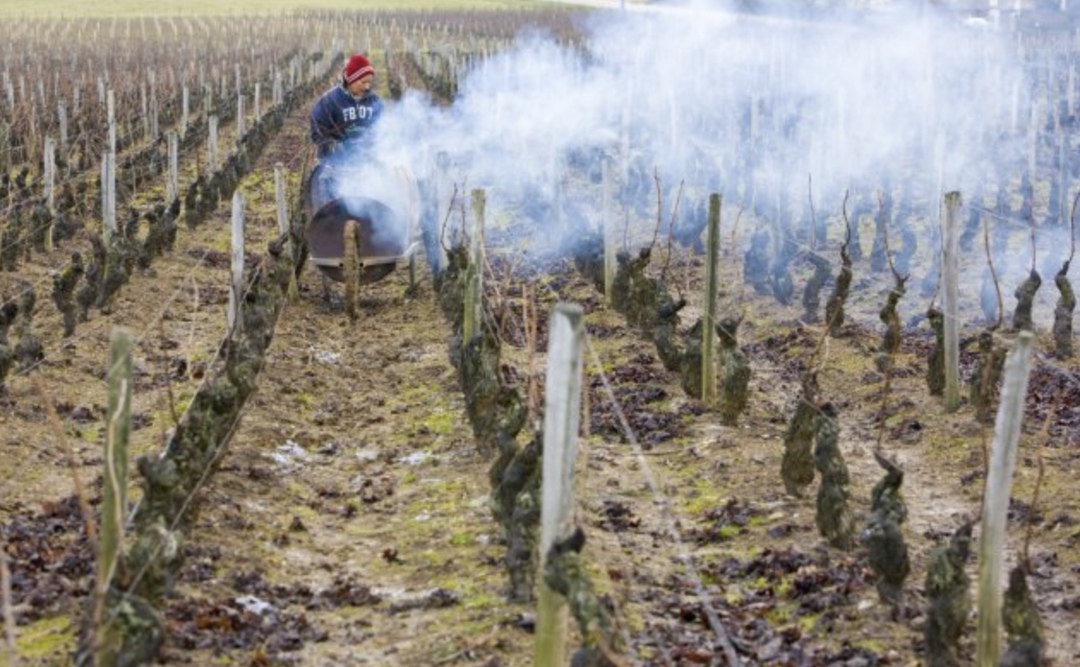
[309,85,384,160]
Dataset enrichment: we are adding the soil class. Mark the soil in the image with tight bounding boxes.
[4,84,1080,667]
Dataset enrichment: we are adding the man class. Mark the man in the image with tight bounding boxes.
[310,53,384,161]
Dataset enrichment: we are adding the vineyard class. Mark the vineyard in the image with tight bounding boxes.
[2,4,1080,667]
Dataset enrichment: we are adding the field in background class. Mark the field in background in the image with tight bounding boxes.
[0,0,553,18]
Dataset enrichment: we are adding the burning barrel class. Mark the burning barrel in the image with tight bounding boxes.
[304,161,420,283]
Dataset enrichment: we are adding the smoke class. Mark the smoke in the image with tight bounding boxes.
[345,2,1071,319]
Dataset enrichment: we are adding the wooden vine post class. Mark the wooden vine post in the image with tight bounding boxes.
[94,327,133,666]
[0,121,8,177]
[101,150,117,243]
[107,150,117,238]
[208,115,219,172]
[463,188,485,342]
[535,303,585,667]
[1056,136,1067,225]
[602,160,617,308]
[58,102,68,153]
[431,150,451,273]
[150,74,159,142]
[1,541,13,666]
[228,192,245,338]
[43,135,55,214]
[180,85,189,137]
[140,84,149,141]
[106,89,116,154]
[977,331,1035,667]
[344,220,360,321]
[274,163,298,300]
[1069,64,1077,120]
[235,93,245,141]
[942,191,962,412]
[43,135,55,251]
[701,194,722,406]
[166,132,179,203]
[1028,103,1038,184]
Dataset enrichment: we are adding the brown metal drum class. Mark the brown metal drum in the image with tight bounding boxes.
[305,197,408,282]
[304,162,414,283]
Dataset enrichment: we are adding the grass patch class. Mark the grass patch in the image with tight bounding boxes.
[681,478,726,516]
[421,409,457,435]
[449,530,475,546]
[14,615,77,661]
[295,392,315,413]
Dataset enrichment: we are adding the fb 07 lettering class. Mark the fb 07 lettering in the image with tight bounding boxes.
[343,106,374,121]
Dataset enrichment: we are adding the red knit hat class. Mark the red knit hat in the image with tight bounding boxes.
[343,53,375,85]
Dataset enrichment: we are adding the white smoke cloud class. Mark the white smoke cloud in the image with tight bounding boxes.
[346,2,1071,322]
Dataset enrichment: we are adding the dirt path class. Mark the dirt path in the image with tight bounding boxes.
[162,270,538,664]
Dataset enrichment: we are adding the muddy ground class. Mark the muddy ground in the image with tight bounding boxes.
[3,80,1080,667]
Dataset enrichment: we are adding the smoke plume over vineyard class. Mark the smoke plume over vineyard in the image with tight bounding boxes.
[368,4,1045,288]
